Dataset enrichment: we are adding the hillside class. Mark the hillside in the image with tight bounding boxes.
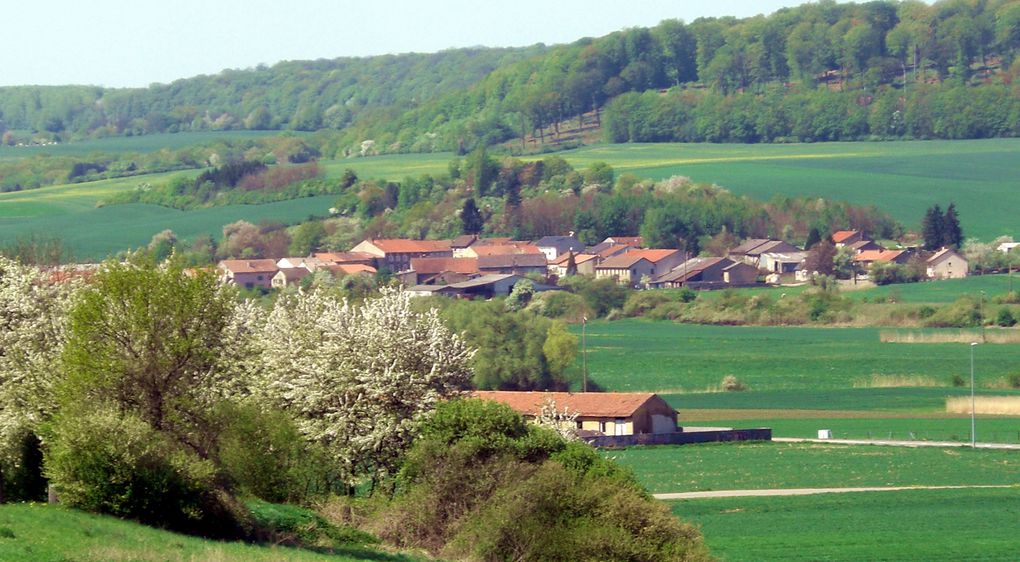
[2,0,1019,154]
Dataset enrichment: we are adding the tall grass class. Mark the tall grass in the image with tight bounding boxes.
[879,329,1020,344]
[853,374,942,388]
[946,396,1020,415]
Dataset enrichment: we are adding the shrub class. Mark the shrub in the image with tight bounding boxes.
[925,297,982,328]
[0,431,47,503]
[1008,373,1020,389]
[996,308,1016,327]
[722,375,747,391]
[951,374,966,387]
[531,290,589,321]
[44,408,244,538]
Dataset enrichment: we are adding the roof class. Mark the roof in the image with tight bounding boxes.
[473,391,666,418]
[448,274,521,289]
[928,247,965,264]
[450,234,479,248]
[831,230,859,244]
[604,236,643,247]
[274,267,311,282]
[595,244,634,259]
[324,264,377,275]
[729,239,771,255]
[410,257,479,274]
[478,254,549,269]
[653,257,729,283]
[469,244,542,256]
[848,240,882,251]
[474,237,512,246]
[596,252,652,269]
[632,249,680,263]
[854,249,904,263]
[313,251,377,264]
[551,252,598,266]
[366,239,452,254]
[535,235,582,248]
[760,251,808,263]
[219,259,279,274]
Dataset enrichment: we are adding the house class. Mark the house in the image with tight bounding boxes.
[219,259,279,290]
[349,239,452,272]
[477,253,549,276]
[927,247,969,279]
[473,391,678,436]
[535,235,585,261]
[548,252,598,277]
[271,267,311,289]
[650,257,759,289]
[846,239,884,254]
[276,256,328,271]
[445,274,529,298]
[594,249,683,286]
[591,243,635,261]
[998,242,1020,254]
[400,257,480,285]
[728,239,801,267]
[832,230,864,246]
[462,243,543,259]
[449,234,480,257]
[312,251,378,267]
[322,263,377,276]
[759,251,808,274]
[853,249,911,268]
[602,236,644,248]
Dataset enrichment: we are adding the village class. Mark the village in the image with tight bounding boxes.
[218,229,973,298]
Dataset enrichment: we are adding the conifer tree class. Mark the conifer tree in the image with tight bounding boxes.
[922,204,944,250]
[460,198,484,234]
[942,203,963,249]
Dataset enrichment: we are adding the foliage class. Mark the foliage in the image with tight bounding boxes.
[503,278,534,311]
[258,289,473,486]
[923,202,965,249]
[721,375,747,392]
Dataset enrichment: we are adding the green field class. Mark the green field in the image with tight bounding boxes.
[847,274,1019,303]
[0,503,420,562]
[578,320,1019,393]
[669,488,1020,562]
[0,131,290,162]
[338,139,1020,241]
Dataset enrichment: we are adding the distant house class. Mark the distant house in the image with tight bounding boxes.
[548,252,598,277]
[443,274,528,298]
[602,236,644,248]
[846,239,884,254]
[312,251,378,267]
[276,256,329,271]
[477,253,549,276]
[400,257,480,285]
[759,251,808,274]
[997,242,1020,254]
[473,391,678,436]
[462,243,543,259]
[927,248,969,279]
[451,235,517,258]
[832,230,864,246]
[595,249,683,286]
[349,239,452,272]
[650,257,759,289]
[535,235,585,261]
[592,243,635,261]
[271,267,311,289]
[322,263,377,277]
[854,249,911,268]
[728,239,801,267]
[219,259,279,290]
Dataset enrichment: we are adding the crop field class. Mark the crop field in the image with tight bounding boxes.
[613,441,1020,493]
[577,320,1019,393]
[0,131,286,162]
[340,138,1020,240]
[846,274,1018,303]
[669,487,1020,562]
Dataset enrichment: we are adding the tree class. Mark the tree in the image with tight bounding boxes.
[60,257,242,457]
[922,204,945,251]
[289,221,326,256]
[259,289,473,486]
[505,279,535,312]
[542,321,578,383]
[803,240,837,276]
[460,198,484,235]
[147,229,177,262]
[804,227,822,250]
[942,202,963,249]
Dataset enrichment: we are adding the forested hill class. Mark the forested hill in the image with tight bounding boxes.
[3,0,1020,154]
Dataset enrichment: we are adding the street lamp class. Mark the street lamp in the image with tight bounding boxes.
[970,341,979,448]
[582,316,588,392]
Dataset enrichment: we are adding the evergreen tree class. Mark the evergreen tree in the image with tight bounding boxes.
[922,204,944,250]
[805,227,822,249]
[942,203,963,249]
[460,198,484,234]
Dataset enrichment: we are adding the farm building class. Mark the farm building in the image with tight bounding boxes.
[927,247,969,279]
[650,256,759,289]
[473,391,678,436]
[219,259,279,290]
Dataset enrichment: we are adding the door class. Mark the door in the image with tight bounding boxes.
[615,418,626,436]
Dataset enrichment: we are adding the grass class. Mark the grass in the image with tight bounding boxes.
[611,441,1020,494]
[849,274,1020,303]
[0,503,423,562]
[947,396,1020,415]
[669,487,1020,562]
[0,131,291,162]
[576,320,1020,393]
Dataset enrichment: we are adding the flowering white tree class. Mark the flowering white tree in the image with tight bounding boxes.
[0,258,77,473]
[258,288,473,486]
[535,398,580,442]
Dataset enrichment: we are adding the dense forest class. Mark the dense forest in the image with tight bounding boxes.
[3,0,1020,152]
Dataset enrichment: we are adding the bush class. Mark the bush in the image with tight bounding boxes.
[721,375,747,391]
[951,374,966,387]
[1008,373,1020,389]
[0,431,47,503]
[44,408,245,538]
[925,298,982,328]
[996,308,1016,327]
[529,290,590,321]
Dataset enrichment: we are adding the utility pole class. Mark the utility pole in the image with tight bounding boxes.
[971,342,979,448]
[582,316,588,392]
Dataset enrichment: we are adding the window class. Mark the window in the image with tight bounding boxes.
[598,420,606,433]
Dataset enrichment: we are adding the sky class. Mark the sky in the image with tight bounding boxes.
[3,0,819,88]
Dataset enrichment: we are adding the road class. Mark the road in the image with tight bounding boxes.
[773,437,1020,450]
[654,484,1016,500]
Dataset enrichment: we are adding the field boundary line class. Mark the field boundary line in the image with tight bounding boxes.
[654,485,1016,500]
[773,437,1020,449]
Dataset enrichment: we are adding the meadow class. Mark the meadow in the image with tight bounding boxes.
[669,487,1020,562]
[0,131,287,162]
[0,503,421,562]
[3,138,1019,259]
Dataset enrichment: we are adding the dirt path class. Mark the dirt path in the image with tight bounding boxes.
[654,484,1016,500]
[773,437,1020,450]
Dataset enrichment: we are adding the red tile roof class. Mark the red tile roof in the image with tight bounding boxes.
[605,236,644,247]
[370,239,452,253]
[470,244,542,256]
[410,257,479,274]
[632,249,680,263]
[473,391,664,418]
[831,230,859,244]
[551,252,597,266]
[927,247,963,264]
[324,264,377,275]
[854,250,904,263]
[219,259,279,274]
[595,244,634,259]
[313,252,377,264]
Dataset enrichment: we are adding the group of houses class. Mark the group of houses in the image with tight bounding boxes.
[217,229,970,295]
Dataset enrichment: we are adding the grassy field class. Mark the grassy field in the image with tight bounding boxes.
[846,274,1019,303]
[338,139,1020,241]
[613,441,1020,493]
[0,131,290,162]
[669,487,1020,562]
[0,503,421,562]
[578,320,1020,393]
